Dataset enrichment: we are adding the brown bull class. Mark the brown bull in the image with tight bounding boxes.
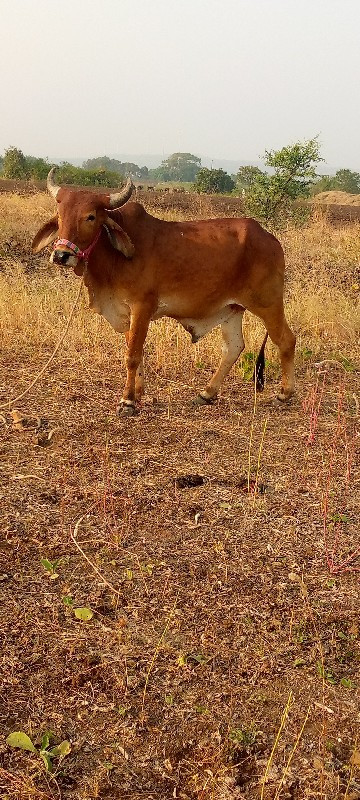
[32,168,295,416]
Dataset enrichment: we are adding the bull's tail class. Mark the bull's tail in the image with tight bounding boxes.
[253,332,269,392]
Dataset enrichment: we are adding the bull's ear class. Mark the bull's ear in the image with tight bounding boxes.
[104,216,134,258]
[32,216,59,253]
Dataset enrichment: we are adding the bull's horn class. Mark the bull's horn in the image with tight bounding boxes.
[47,167,61,200]
[107,177,134,209]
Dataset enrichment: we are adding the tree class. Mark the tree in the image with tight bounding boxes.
[83,156,148,179]
[2,147,29,179]
[311,175,337,195]
[26,156,52,180]
[236,165,265,190]
[193,167,235,194]
[333,168,360,194]
[149,153,201,183]
[312,168,360,196]
[57,163,124,187]
[120,162,148,178]
[83,156,124,173]
[245,137,323,221]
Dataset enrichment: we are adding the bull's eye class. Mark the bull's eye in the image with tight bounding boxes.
[87,214,96,221]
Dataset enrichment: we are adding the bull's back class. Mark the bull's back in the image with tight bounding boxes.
[120,205,284,306]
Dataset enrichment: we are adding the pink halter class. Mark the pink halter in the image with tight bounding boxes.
[53,228,102,265]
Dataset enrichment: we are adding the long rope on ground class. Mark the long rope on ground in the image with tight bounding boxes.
[0,278,84,410]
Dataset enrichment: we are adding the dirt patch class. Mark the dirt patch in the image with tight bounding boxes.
[311,191,360,223]
[137,189,245,219]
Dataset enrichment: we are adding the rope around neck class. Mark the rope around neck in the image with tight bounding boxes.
[0,278,84,411]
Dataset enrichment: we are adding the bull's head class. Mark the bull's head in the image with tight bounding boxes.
[32,168,134,274]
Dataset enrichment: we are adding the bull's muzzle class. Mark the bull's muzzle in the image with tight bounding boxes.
[51,249,77,267]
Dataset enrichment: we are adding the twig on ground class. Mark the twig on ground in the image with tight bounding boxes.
[274,704,311,800]
[70,508,122,597]
[141,596,178,718]
[260,691,294,800]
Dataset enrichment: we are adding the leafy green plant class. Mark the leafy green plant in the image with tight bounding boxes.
[73,607,93,621]
[6,732,37,752]
[236,165,265,191]
[316,661,336,685]
[330,513,349,524]
[103,760,115,771]
[2,147,29,179]
[238,351,275,382]
[230,723,260,750]
[194,704,208,714]
[187,652,211,666]
[193,167,235,194]
[63,597,93,621]
[141,563,154,576]
[239,351,256,381]
[6,730,71,772]
[293,657,306,667]
[62,595,74,607]
[244,137,322,223]
[325,578,336,588]
[343,358,356,372]
[176,651,210,668]
[57,162,124,188]
[340,677,356,689]
[164,694,174,706]
[293,623,307,644]
[301,346,313,360]
[41,558,61,579]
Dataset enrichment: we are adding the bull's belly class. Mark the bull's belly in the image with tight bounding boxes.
[87,285,244,341]
[154,301,244,343]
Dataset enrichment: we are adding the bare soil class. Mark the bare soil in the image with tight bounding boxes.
[0,194,359,800]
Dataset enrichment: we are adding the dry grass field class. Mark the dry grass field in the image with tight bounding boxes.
[313,191,360,207]
[0,192,359,800]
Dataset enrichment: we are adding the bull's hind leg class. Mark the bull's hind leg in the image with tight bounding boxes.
[261,305,296,401]
[194,309,245,405]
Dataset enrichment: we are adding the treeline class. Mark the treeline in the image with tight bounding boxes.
[2,145,360,197]
[2,141,360,224]
[0,147,126,187]
[83,156,149,179]
[310,169,360,195]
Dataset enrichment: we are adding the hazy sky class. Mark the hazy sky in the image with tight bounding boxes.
[1,0,360,170]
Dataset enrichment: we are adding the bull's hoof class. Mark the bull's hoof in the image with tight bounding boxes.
[276,390,294,404]
[192,393,215,407]
[117,402,138,417]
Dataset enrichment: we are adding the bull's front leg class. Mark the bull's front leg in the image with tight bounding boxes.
[118,306,152,417]
[124,331,145,402]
